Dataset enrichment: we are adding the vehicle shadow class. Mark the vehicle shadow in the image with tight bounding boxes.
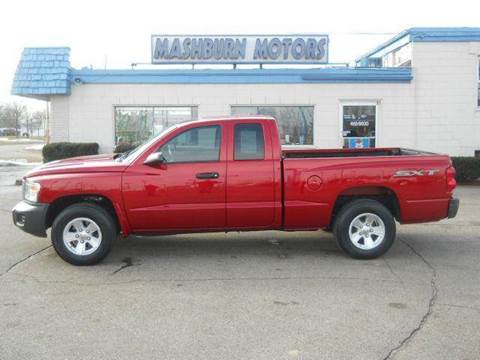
[106,231,343,264]
[100,228,464,271]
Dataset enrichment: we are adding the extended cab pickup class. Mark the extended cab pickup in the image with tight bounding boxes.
[13,117,459,265]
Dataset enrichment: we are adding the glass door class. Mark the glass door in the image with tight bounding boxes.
[341,104,376,148]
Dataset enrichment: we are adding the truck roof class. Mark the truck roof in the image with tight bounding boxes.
[183,115,276,126]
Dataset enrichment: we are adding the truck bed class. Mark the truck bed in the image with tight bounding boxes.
[283,147,435,158]
[281,148,452,229]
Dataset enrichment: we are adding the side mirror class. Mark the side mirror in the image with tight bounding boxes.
[144,152,166,166]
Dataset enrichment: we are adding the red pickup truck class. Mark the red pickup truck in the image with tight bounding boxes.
[13,117,459,265]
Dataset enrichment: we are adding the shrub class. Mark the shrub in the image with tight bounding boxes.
[42,142,99,162]
[451,157,480,182]
[114,142,137,154]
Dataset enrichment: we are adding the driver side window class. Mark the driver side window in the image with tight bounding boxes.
[159,125,221,163]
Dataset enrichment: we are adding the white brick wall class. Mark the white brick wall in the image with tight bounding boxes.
[49,95,69,142]
[53,82,414,153]
[412,42,480,155]
[48,41,480,156]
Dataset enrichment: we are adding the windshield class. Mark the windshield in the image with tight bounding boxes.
[118,125,178,163]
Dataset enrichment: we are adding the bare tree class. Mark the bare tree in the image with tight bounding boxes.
[0,104,15,128]
[0,102,27,136]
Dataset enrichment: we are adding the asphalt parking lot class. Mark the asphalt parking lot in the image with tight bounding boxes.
[0,166,479,360]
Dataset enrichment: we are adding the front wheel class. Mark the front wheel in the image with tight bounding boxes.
[333,199,396,259]
[51,203,117,265]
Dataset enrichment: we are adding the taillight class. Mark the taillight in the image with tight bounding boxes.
[446,166,456,193]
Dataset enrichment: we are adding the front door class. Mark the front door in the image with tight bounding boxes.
[123,124,226,232]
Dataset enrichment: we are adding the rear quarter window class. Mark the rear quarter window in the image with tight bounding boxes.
[234,123,265,160]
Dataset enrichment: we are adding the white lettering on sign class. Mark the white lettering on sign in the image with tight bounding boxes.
[349,121,370,127]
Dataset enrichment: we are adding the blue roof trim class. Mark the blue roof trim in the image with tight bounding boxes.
[11,47,412,100]
[356,27,480,64]
[409,27,480,42]
[71,67,412,84]
[11,47,71,98]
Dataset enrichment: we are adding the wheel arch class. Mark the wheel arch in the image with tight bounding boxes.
[45,194,128,235]
[330,186,401,227]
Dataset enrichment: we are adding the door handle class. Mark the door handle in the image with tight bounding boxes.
[196,172,220,179]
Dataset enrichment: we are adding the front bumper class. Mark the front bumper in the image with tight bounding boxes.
[12,201,49,237]
[448,198,460,219]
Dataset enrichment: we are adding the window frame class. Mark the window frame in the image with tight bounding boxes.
[477,57,480,110]
[233,123,266,161]
[157,124,222,164]
[229,105,315,147]
[339,100,379,148]
[112,105,198,146]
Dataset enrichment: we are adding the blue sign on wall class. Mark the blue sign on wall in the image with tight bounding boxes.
[347,138,371,149]
[151,35,329,64]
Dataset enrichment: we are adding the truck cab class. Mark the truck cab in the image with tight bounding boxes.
[121,117,283,232]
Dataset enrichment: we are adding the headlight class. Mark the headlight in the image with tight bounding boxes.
[23,180,41,203]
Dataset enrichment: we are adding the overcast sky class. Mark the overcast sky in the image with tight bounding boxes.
[1,0,480,110]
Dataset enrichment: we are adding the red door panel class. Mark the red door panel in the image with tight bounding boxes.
[226,161,275,228]
[122,124,226,232]
[122,162,226,231]
[226,121,277,229]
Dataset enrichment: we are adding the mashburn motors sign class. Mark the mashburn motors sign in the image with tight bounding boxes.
[151,35,329,64]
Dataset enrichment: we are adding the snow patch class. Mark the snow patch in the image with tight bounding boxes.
[25,144,44,150]
[0,159,42,167]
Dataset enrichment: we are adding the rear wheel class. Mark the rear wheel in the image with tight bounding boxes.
[333,199,396,259]
[51,203,116,265]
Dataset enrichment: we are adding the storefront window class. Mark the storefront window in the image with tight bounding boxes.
[115,106,198,144]
[230,106,313,145]
[477,58,480,108]
[342,104,376,148]
[382,43,412,67]
[478,83,480,108]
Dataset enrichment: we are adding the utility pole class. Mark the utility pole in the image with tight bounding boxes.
[45,101,50,144]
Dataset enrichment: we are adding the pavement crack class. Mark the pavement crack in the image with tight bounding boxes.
[0,245,52,278]
[383,258,404,286]
[382,237,438,360]
[111,257,140,275]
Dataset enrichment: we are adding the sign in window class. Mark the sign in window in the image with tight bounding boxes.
[342,105,376,148]
[231,106,313,145]
[115,106,198,144]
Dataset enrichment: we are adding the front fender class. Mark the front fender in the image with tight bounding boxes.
[29,172,131,236]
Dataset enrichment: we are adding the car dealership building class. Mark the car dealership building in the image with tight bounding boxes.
[11,28,480,155]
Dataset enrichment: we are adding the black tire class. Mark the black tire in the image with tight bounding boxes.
[51,203,117,265]
[333,199,396,259]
